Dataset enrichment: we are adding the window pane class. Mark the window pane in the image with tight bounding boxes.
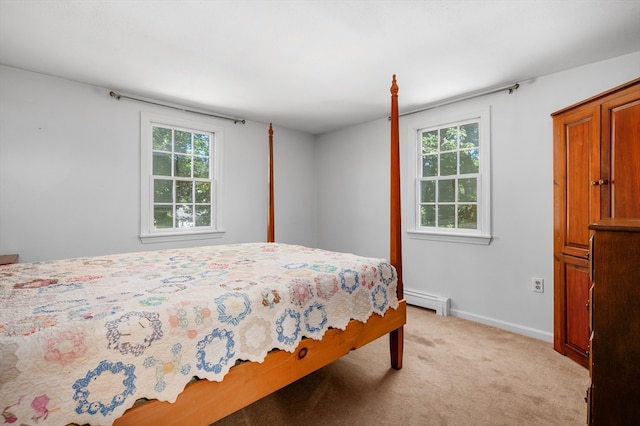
[460,123,479,149]
[153,127,172,151]
[153,152,172,176]
[458,177,477,202]
[421,181,435,203]
[193,157,209,179]
[145,118,216,236]
[421,130,438,154]
[458,204,477,229]
[195,182,211,203]
[440,126,458,151]
[175,205,193,228]
[440,152,457,176]
[422,154,438,177]
[174,155,192,177]
[196,205,211,226]
[438,205,455,228]
[175,130,192,154]
[415,116,486,235]
[194,133,210,156]
[460,148,479,174]
[438,179,455,202]
[154,205,173,229]
[154,179,173,203]
[176,180,193,203]
[420,205,436,227]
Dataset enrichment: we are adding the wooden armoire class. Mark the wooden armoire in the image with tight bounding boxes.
[552,78,640,368]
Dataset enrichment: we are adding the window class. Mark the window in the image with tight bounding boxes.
[409,108,491,244]
[140,112,223,243]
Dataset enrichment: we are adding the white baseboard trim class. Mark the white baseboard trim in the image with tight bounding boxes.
[450,309,553,343]
[404,288,450,316]
[404,288,552,342]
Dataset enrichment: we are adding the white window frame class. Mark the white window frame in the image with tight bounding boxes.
[407,106,491,245]
[140,111,224,243]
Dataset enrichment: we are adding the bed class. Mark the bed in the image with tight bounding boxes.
[0,75,406,425]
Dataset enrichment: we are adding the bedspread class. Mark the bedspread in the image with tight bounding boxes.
[0,243,398,425]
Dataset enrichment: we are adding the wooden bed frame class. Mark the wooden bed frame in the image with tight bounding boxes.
[114,75,406,425]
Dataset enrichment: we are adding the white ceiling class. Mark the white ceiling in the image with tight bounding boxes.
[1,1,639,134]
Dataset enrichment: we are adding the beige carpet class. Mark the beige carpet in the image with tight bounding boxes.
[214,305,590,425]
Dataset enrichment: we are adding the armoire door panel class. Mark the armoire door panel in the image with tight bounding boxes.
[554,254,590,367]
[558,108,599,257]
[608,99,640,218]
[565,119,593,252]
[564,259,590,356]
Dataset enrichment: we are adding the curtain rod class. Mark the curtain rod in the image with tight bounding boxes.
[397,82,520,118]
[109,90,246,124]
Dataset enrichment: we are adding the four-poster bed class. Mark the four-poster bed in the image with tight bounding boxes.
[0,76,406,425]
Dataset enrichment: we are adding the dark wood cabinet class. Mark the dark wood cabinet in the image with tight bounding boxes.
[553,78,640,367]
[0,254,18,265]
[587,218,640,425]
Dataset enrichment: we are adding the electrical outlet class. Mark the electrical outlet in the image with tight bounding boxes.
[532,277,544,293]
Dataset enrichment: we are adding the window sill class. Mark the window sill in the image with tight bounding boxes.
[140,230,225,244]
[407,230,492,245]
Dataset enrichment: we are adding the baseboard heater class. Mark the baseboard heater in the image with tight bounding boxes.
[405,288,450,316]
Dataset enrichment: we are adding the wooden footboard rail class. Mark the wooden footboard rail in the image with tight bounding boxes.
[115,300,406,425]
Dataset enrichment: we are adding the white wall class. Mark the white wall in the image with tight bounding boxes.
[0,65,317,262]
[316,52,640,341]
[315,118,391,259]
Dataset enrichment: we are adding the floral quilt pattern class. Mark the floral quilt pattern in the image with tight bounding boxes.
[0,243,398,425]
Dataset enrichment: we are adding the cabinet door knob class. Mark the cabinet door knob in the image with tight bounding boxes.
[590,179,609,186]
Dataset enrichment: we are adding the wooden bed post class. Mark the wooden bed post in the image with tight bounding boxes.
[268,123,275,243]
[389,75,404,370]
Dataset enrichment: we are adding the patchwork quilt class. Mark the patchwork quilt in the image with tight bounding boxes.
[0,243,398,425]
